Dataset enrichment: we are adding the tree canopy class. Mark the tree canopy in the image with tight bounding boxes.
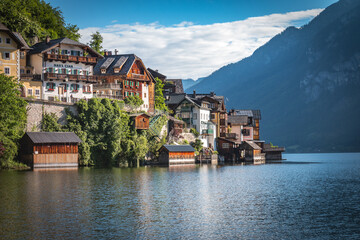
[154,77,168,111]
[0,0,81,45]
[88,31,103,54]
[0,74,27,168]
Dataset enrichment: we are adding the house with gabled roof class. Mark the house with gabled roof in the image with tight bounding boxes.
[0,22,30,79]
[93,53,155,113]
[26,36,103,103]
[229,109,261,141]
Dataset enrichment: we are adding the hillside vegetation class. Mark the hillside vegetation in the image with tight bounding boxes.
[0,0,80,45]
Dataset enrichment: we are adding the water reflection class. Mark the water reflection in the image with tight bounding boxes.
[0,153,360,239]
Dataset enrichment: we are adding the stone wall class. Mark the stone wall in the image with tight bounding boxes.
[25,98,77,131]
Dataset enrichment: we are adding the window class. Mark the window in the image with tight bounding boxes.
[144,93,146,98]
[28,89,33,96]
[20,51,25,59]
[35,89,40,96]
[6,38,11,44]
[46,82,55,90]
[4,52,10,60]
[61,50,68,55]
[222,143,229,149]
[20,69,25,74]
[101,69,106,74]
[4,67,10,75]
[211,113,216,120]
[71,84,79,92]
[26,70,31,74]
[193,113,197,120]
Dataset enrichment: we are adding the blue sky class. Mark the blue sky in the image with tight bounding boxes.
[47,0,338,79]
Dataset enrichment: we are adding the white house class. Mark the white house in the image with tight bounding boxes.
[27,37,103,103]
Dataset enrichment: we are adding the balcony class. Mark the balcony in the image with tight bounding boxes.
[130,73,146,80]
[45,54,98,64]
[95,94,123,100]
[224,133,238,139]
[44,72,97,83]
[93,83,122,90]
[20,74,41,80]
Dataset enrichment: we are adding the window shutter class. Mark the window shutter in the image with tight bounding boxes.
[46,83,50,89]
[70,84,74,91]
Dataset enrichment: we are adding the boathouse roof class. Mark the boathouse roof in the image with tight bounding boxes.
[244,141,262,150]
[25,132,82,144]
[161,145,195,152]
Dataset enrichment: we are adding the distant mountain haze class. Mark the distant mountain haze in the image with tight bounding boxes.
[188,0,360,152]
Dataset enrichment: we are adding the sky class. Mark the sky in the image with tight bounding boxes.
[48,0,338,79]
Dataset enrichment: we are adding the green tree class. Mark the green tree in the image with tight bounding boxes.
[41,112,62,132]
[191,139,203,152]
[0,0,81,44]
[88,31,103,54]
[0,74,27,168]
[154,77,168,111]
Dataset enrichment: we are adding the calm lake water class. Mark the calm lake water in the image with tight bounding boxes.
[1,153,360,239]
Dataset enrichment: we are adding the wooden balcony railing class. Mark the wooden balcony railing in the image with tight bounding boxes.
[93,83,122,90]
[45,54,97,64]
[20,74,41,80]
[95,94,123,100]
[44,72,97,83]
[130,73,146,80]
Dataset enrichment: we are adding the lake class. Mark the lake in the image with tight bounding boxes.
[0,153,360,239]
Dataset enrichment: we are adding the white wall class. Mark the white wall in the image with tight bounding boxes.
[141,82,149,112]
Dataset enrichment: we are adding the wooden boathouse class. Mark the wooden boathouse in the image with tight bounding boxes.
[130,113,150,130]
[241,141,266,165]
[158,145,195,165]
[20,132,81,169]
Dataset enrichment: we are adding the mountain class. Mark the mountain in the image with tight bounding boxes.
[182,78,199,91]
[190,0,360,153]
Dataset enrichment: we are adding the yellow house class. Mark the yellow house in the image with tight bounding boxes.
[0,22,42,98]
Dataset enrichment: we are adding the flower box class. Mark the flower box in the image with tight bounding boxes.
[72,90,79,93]
[48,89,54,91]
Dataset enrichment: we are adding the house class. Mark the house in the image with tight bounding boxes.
[227,115,248,142]
[94,53,156,113]
[129,113,150,130]
[216,137,241,161]
[189,91,227,138]
[147,68,166,82]
[229,109,261,141]
[27,37,103,103]
[0,22,31,79]
[171,94,214,148]
[20,132,82,168]
[262,143,286,161]
[158,145,195,165]
[168,116,185,137]
[240,141,266,165]
[163,79,184,96]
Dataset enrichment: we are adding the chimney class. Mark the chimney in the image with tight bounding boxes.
[114,49,118,55]
[107,51,112,56]
[46,36,51,44]
[210,91,215,97]
[103,49,107,56]
[193,90,196,98]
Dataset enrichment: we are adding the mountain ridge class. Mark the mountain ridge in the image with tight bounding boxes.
[189,0,360,152]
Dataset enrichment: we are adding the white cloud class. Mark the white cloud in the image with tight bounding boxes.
[80,9,323,79]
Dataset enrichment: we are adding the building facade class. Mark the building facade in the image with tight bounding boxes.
[94,53,156,113]
[27,37,102,103]
[0,22,30,79]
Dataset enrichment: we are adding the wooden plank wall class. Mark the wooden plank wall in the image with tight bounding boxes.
[33,144,78,154]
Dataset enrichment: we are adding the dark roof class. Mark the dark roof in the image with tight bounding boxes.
[165,79,184,93]
[231,109,261,120]
[167,115,185,124]
[94,54,152,82]
[147,68,166,80]
[25,132,82,144]
[244,141,262,150]
[165,93,186,106]
[29,37,103,57]
[0,22,9,31]
[0,22,30,49]
[228,115,248,125]
[162,145,195,152]
[12,32,31,50]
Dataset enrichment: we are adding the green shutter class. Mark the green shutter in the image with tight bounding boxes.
[46,83,50,89]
